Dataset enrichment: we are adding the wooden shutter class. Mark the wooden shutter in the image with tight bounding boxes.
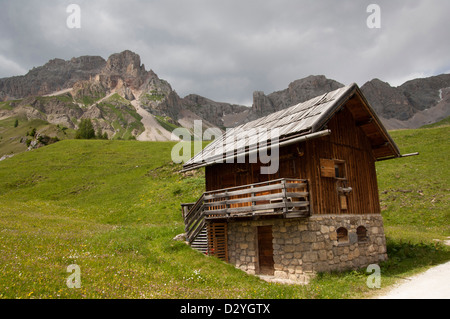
[320,158,335,178]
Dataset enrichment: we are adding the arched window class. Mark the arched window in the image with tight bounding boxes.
[357,226,368,242]
[336,227,348,243]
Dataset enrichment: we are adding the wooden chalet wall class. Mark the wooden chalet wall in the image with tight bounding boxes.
[310,106,381,215]
[205,102,381,216]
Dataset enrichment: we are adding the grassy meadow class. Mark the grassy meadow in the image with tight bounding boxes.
[0,125,448,299]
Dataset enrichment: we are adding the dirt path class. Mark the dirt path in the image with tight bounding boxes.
[130,100,175,141]
[94,91,116,105]
[43,88,73,97]
[377,260,450,299]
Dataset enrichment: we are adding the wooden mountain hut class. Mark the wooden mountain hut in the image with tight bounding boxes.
[181,83,408,282]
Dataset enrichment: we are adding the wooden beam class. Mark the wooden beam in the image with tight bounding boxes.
[355,118,373,127]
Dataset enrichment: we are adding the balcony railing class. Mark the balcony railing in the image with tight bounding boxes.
[182,178,310,243]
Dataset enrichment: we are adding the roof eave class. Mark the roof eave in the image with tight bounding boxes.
[353,85,402,159]
[312,83,401,160]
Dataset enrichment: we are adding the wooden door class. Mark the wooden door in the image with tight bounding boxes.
[257,226,274,275]
[207,222,228,262]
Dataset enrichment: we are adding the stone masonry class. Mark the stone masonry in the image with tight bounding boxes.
[227,214,387,283]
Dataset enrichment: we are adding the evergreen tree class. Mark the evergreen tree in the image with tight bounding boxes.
[14,119,19,128]
[75,119,96,139]
[96,128,103,139]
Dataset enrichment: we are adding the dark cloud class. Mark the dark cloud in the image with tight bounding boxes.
[0,0,449,105]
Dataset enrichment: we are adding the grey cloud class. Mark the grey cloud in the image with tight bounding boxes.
[0,0,449,104]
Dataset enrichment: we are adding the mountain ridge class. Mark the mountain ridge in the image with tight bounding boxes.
[360,74,450,128]
[1,50,449,143]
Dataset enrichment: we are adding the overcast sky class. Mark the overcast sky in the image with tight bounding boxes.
[0,0,449,105]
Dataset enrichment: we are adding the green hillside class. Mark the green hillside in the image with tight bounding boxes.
[0,126,448,299]
[0,117,76,157]
[0,92,145,158]
[378,126,450,241]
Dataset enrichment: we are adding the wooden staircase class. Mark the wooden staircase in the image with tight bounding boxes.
[182,194,205,244]
[190,226,208,254]
[182,199,227,259]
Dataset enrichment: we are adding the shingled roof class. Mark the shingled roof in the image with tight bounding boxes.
[182,83,401,171]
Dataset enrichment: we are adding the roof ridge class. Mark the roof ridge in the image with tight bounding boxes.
[182,82,400,171]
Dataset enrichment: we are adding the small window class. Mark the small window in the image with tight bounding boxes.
[320,159,346,179]
[336,227,348,243]
[334,161,346,179]
[357,226,368,242]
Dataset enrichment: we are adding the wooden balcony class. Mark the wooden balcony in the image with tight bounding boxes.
[182,178,310,243]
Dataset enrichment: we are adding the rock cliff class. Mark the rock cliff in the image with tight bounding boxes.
[252,75,345,117]
[1,50,449,141]
[361,74,450,128]
[0,56,106,100]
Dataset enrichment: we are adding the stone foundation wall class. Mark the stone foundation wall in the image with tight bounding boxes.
[227,214,387,283]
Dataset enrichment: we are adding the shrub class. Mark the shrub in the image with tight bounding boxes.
[37,135,60,146]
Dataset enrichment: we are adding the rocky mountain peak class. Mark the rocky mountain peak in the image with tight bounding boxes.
[101,50,148,90]
[69,55,107,70]
[104,50,145,76]
[252,75,344,116]
[285,75,344,102]
[360,74,450,121]
[360,78,414,120]
[0,55,106,100]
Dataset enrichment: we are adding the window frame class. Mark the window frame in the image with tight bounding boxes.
[356,226,368,243]
[336,227,349,244]
[320,158,347,180]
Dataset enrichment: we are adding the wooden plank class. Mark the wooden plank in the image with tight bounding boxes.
[204,183,284,200]
[206,202,287,215]
[205,178,308,196]
[187,219,205,243]
[184,194,204,221]
[287,201,310,208]
[284,182,307,188]
[185,206,204,231]
[181,203,195,218]
[285,191,309,198]
[320,158,335,178]
[205,177,284,195]
[204,192,306,207]
[340,195,348,210]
